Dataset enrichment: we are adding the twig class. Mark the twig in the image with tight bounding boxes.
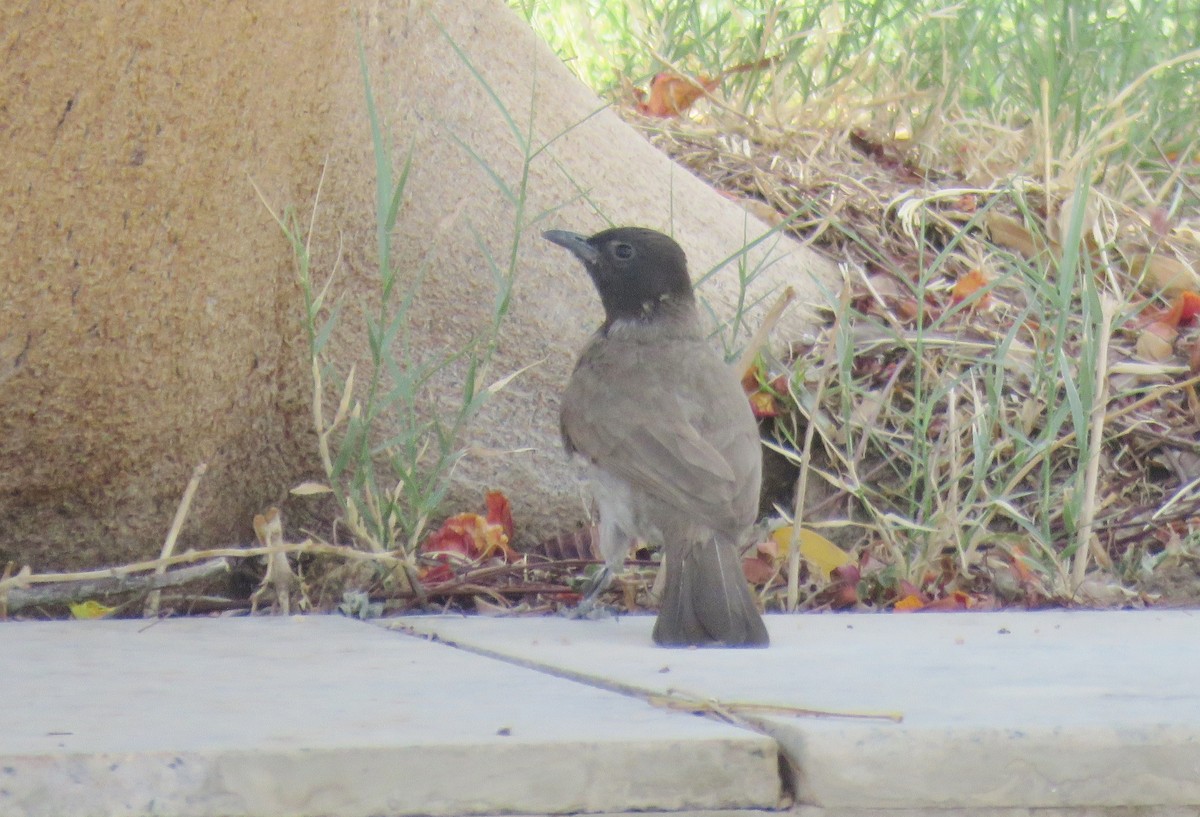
[650,688,903,724]
[5,558,230,613]
[251,508,295,614]
[145,462,207,618]
[4,541,401,592]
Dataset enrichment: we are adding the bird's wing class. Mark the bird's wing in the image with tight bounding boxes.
[561,336,757,533]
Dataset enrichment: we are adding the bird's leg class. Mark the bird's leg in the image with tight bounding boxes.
[565,564,617,619]
[563,524,634,619]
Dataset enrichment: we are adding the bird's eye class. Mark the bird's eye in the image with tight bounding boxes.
[612,242,635,261]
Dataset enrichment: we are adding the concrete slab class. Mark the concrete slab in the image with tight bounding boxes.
[0,616,780,817]
[390,610,1200,812]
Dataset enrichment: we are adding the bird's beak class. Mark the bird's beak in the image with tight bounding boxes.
[542,230,599,265]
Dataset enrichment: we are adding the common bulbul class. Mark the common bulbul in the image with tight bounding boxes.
[543,226,769,648]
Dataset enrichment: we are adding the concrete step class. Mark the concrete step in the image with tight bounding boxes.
[5,609,1199,816]
[391,609,1200,814]
[0,616,778,817]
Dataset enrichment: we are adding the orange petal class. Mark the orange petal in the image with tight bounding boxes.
[951,269,991,308]
[1179,291,1200,324]
[641,72,710,117]
[485,490,515,539]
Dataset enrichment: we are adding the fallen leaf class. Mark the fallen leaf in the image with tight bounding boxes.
[1074,577,1137,606]
[749,390,781,418]
[985,212,1049,258]
[951,269,991,309]
[954,194,978,214]
[862,272,921,322]
[423,514,513,560]
[1179,291,1200,324]
[740,364,758,392]
[1136,320,1178,361]
[742,361,785,418]
[1149,291,1200,328]
[828,563,862,608]
[770,525,854,580]
[738,197,785,227]
[1007,546,1036,584]
[742,539,779,586]
[70,600,117,619]
[290,481,334,496]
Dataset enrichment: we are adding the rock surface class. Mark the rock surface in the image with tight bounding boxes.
[0,0,834,569]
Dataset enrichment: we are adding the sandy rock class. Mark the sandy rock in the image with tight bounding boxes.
[0,0,835,570]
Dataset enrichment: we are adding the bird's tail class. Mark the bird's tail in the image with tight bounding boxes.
[653,535,769,648]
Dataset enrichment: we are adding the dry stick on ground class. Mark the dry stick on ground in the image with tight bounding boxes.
[6,558,231,614]
[650,687,904,724]
[145,462,208,618]
[4,541,401,593]
[0,540,409,616]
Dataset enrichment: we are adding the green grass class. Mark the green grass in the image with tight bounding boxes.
[515,0,1200,174]
[259,33,568,566]
[259,26,625,599]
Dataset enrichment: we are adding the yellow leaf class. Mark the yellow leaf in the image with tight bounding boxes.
[770,525,853,580]
[70,600,117,619]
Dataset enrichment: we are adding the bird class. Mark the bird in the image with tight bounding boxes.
[543,226,769,648]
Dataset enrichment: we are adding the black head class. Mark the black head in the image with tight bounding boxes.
[543,227,695,326]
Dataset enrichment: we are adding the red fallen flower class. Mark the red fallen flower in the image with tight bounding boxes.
[632,57,776,118]
[1135,290,1200,329]
[420,491,519,583]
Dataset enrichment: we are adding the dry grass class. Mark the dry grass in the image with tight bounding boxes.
[626,94,1200,611]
